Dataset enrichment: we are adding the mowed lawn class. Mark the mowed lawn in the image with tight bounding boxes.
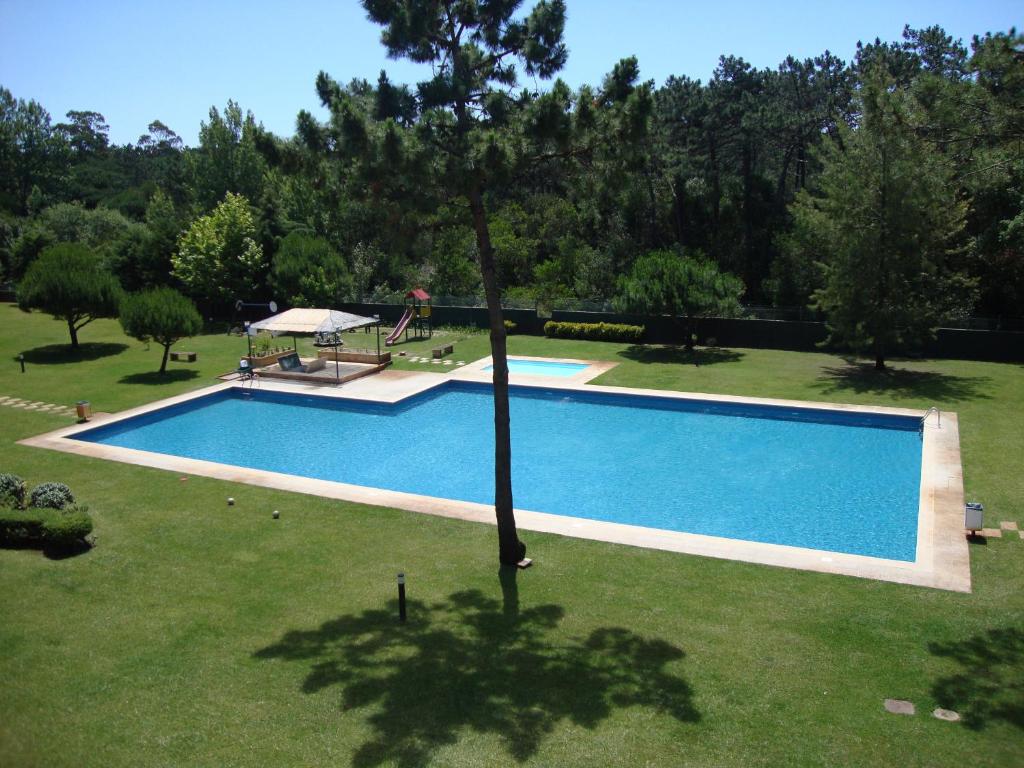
[1,303,1022,768]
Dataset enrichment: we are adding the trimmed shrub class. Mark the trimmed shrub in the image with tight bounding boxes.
[504,320,517,333]
[0,473,26,508]
[543,321,645,343]
[43,506,94,550]
[29,482,75,510]
[0,507,56,545]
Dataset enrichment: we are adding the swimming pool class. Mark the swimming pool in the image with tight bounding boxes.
[483,359,589,377]
[71,382,923,561]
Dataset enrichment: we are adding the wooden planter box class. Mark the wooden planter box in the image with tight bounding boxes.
[245,350,292,367]
[318,349,392,365]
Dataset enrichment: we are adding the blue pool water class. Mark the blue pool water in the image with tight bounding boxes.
[73,384,922,560]
[483,359,588,377]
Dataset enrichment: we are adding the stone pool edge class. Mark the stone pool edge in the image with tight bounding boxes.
[19,375,969,593]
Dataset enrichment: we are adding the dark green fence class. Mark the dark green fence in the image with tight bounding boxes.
[338,302,1023,363]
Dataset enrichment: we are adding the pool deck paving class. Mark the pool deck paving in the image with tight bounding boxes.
[18,364,973,593]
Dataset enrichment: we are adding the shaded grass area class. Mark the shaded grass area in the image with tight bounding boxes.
[1,304,1023,766]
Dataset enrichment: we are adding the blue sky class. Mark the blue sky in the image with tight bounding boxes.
[1,1,1019,146]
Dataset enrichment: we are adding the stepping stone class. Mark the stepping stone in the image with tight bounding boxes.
[1000,521,1018,531]
[932,708,960,722]
[37,404,55,411]
[884,699,915,715]
[1020,531,1024,541]
[981,528,1002,538]
[430,359,441,365]
[456,361,465,366]
[442,360,452,365]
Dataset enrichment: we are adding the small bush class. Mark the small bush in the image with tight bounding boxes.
[504,320,517,333]
[29,482,75,510]
[543,321,645,343]
[43,506,94,550]
[0,473,27,508]
[0,507,56,545]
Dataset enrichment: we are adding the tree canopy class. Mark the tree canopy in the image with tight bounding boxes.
[119,287,202,373]
[0,18,1020,360]
[17,243,122,348]
[172,192,266,310]
[615,250,744,349]
[793,72,973,369]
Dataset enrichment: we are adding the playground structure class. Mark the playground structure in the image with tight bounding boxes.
[386,288,433,346]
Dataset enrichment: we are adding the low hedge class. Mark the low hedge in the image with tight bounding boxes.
[0,507,55,545]
[43,506,94,549]
[543,321,645,343]
[1,473,93,552]
[0,506,93,550]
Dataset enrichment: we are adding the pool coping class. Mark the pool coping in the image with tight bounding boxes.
[18,372,970,593]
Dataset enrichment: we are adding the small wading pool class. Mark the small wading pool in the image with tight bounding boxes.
[71,382,923,561]
[483,358,589,377]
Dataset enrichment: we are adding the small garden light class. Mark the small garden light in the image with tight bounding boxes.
[272,510,279,519]
[18,354,25,373]
[227,497,235,506]
[397,572,406,622]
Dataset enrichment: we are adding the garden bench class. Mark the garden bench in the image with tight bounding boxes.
[432,343,454,359]
[170,351,197,362]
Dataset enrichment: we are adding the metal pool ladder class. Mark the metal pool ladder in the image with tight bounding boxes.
[921,406,941,431]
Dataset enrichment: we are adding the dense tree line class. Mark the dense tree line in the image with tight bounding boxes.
[1,23,1021,324]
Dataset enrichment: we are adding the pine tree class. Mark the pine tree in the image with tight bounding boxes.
[793,71,973,369]
[299,0,650,565]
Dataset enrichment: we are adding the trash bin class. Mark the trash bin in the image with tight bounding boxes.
[965,502,984,532]
[75,400,91,422]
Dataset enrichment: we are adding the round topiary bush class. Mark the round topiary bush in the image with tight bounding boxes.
[42,506,93,550]
[29,482,75,510]
[0,473,27,508]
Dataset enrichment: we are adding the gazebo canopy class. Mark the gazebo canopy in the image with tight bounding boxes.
[248,308,378,337]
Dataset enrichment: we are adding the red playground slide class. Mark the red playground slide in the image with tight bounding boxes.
[385,306,415,346]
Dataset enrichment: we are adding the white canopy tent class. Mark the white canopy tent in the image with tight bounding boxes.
[247,308,382,382]
[248,308,380,336]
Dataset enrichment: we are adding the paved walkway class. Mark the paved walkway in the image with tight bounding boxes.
[0,395,77,418]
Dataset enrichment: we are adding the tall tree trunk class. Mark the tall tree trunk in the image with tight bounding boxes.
[67,318,79,349]
[160,343,171,374]
[468,179,525,566]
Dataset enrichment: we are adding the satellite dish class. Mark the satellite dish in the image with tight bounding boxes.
[269,301,278,313]
[235,299,243,312]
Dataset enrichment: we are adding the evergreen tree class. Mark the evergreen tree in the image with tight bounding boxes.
[119,287,202,373]
[17,243,122,348]
[300,0,648,565]
[794,73,973,369]
[615,249,744,349]
[270,231,352,307]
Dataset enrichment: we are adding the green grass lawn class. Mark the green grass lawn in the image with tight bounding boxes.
[1,304,1022,767]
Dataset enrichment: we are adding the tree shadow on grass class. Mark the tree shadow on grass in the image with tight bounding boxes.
[618,345,745,367]
[928,626,1024,731]
[812,358,992,403]
[118,370,200,385]
[18,342,128,365]
[255,578,699,767]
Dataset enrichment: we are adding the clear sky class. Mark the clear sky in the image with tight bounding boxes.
[1,0,1019,146]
